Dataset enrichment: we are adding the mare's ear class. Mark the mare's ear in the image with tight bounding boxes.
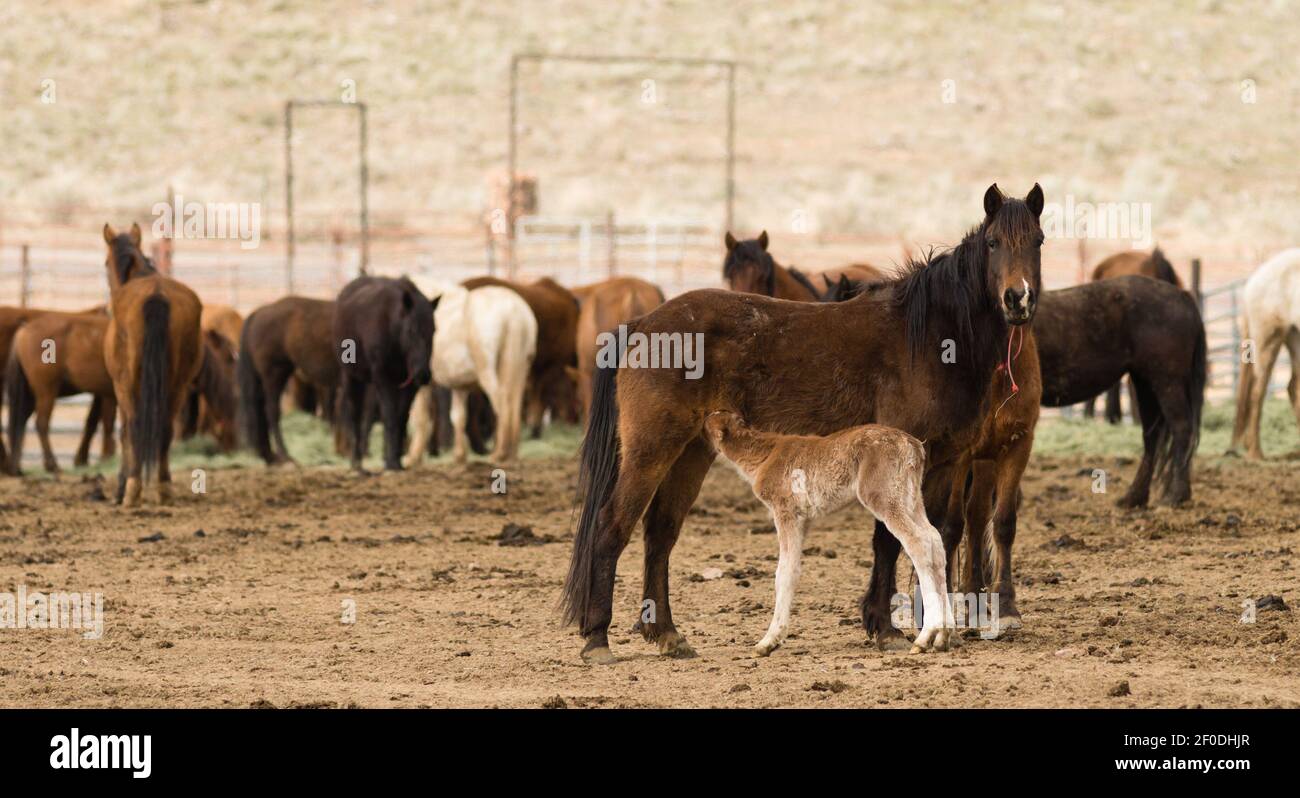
[103,224,117,245]
[724,231,737,251]
[129,222,142,247]
[428,295,440,313]
[983,183,1005,218]
[402,290,414,312]
[1026,183,1044,218]
[757,230,769,251]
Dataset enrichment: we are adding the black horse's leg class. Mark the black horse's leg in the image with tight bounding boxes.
[1153,380,1194,506]
[376,382,403,470]
[637,437,714,657]
[74,396,103,468]
[1118,378,1161,508]
[342,376,367,471]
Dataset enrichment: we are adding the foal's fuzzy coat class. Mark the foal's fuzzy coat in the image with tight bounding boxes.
[704,412,956,656]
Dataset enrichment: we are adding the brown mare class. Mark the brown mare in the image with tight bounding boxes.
[463,275,580,432]
[562,184,1045,663]
[238,297,339,464]
[101,224,204,506]
[5,311,117,473]
[567,276,666,420]
[824,275,1043,630]
[333,276,435,471]
[722,230,886,301]
[1085,247,1181,423]
[1,306,57,471]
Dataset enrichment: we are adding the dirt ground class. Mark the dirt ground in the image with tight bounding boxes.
[0,450,1296,708]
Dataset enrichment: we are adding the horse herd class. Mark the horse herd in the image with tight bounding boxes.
[0,184,1297,662]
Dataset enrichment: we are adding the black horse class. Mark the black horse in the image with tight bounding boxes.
[825,272,1206,507]
[333,276,436,471]
[1034,276,1205,506]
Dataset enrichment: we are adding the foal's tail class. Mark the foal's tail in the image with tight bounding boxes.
[560,360,620,631]
[5,352,34,475]
[236,324,273,462]
[134,294,171,482]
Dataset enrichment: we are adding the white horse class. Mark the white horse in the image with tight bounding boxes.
[405,278,537,465]
[1230,249,1300,459]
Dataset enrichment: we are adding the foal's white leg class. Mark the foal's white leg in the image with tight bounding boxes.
[875,500,953,653]
[755,509,807,657]
[403,385,433,467]
[449,388,470,463]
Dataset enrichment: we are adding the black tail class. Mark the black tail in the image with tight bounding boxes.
[134,294,171,481]
[237,325,273,462]
[5,352,35,475]
[559,361,621,631]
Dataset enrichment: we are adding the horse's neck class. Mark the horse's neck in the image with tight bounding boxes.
[771,264,816,301]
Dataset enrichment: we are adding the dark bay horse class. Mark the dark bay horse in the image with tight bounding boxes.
[177,330,239,452]
[102,224,204,506]
[1085,247,1181,423]
[1035,275,1206,506]
[333,276,435,471]
[562,184,1045,663]
[723,231,886,301]
[238,297,339,464]
[6,310,117,473]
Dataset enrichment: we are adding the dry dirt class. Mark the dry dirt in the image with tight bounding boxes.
[0,451,1296,708]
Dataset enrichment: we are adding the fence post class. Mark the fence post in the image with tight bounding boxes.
[1076,238,1087,285]
[20,244,30,307]
[485,221,496,276]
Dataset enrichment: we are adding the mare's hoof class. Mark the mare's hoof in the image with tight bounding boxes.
[580,645,617,666]
[657,632,697,659]
[875,630,912,652]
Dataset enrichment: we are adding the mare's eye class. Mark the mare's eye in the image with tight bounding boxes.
[1035,233,1045,247]
[986,238,998,251]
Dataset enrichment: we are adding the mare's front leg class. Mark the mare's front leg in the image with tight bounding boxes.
[403,385,433,467]
[754,507,807,657]
[35,393,60,473]
[341,376,368,471]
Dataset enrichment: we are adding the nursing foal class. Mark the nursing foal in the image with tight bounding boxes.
[704,411,955,656]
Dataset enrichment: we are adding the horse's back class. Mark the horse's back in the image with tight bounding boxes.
[1243,249,1300,329]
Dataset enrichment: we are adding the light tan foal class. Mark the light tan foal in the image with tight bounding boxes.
[703,411,956,657]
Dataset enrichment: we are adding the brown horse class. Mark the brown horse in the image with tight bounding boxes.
[101,223,204,506]
[1086,247,1181,423]
[237,297,340,464]
[562,184,1045,663]
[333,275,435,471]
[179,305,243,450]
[567,276,666,421]
[5,311,117,473]
[463,275,579,432]
[1,306,56,471]
[722,231,886,301]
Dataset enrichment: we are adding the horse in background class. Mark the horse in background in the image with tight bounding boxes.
[5,311,117,473]
[178,305,244,450]
[722,231,886,301]
[333,276,435,471]
[1085,247,1181,423]
[1035,275,1206,506]
[101,223,204,506]
[404,279,534,466]
[568,276,665,422]
[238,297,339,464]
[1230,249,1300,459]
[462,275,579,434]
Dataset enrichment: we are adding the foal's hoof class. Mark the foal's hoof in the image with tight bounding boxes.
[910,629,954,654]
[657,631,697,659]
[752,639,779,658]
[580,645,618,666]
